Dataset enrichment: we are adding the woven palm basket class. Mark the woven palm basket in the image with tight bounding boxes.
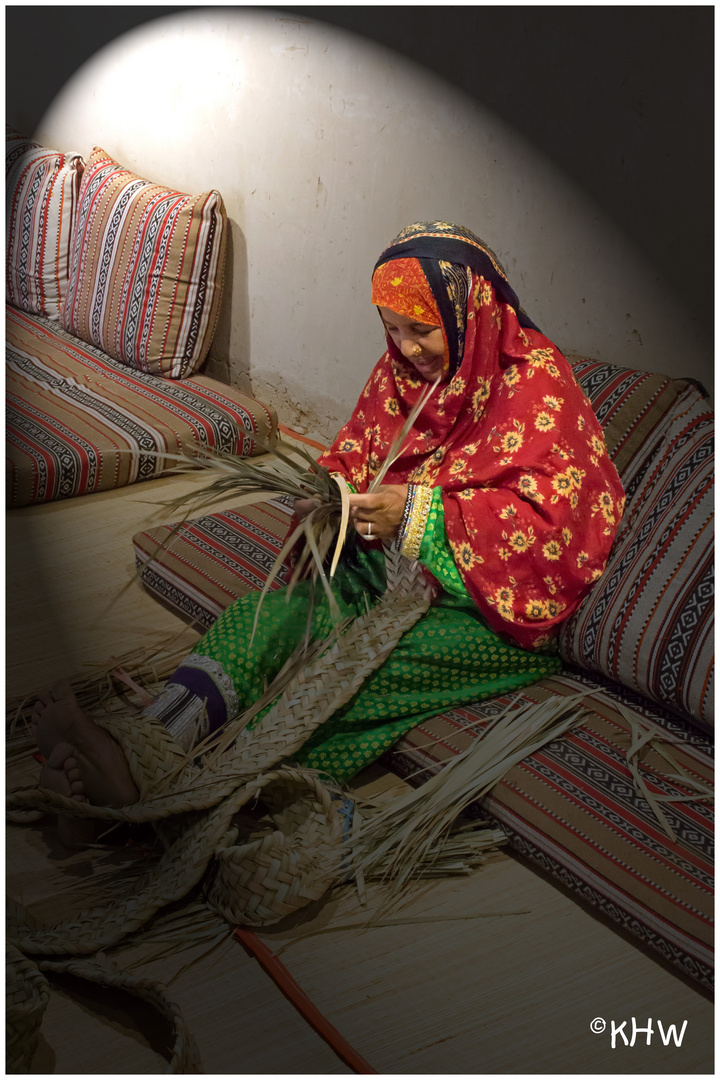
[205,768,344,926]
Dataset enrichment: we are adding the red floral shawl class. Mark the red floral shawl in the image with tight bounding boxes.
[319,224,625,651]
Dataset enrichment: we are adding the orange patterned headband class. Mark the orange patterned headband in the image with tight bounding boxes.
[371,258,442,325]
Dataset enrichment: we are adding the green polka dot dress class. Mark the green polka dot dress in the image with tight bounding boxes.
[163,535,560,786]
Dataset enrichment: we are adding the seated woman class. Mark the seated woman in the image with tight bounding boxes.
[33,221,625,820]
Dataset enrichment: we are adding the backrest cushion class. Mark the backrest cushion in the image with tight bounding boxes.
[6,127,84,319]
[569,357,682,490]
[559,383,714,730]
[60,147,227,378]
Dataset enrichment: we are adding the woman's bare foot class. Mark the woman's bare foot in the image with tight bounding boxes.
[32,681,139,808]
[40,743,101,848]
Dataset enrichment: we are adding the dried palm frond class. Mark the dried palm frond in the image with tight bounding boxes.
[130,433,345,620]
[6,633,196,748]
[619,705,714,844]
[127,435,345,652]
[147,433,337,523]
[362,819,507,880]
[113,900,232,974]
[344,691,590,896]
[272,905,530,956]
[135,380,442,636]
[367,374,440,492]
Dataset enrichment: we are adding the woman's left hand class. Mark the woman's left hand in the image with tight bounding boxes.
[348,485,408,541]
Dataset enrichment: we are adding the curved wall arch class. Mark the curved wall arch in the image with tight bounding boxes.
[37,9,711,439]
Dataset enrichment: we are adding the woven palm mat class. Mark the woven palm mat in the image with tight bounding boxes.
[6,552,431,1072]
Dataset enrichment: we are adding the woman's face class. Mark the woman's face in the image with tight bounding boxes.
[378,306,447,383]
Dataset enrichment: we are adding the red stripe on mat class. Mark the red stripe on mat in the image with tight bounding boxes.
[277,423,328,451]
[234,928,377,1073]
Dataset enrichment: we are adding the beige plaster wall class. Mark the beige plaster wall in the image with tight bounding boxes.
[36,9,712,442]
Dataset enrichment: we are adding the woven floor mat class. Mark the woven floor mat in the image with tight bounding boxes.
[6,748,352,1074]
[7,749,714,1073]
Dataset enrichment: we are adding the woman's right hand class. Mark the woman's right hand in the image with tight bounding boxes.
[294,497,320,520]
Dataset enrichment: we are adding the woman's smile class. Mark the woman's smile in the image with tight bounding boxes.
[377,305,448,383]
[409,352,445,380]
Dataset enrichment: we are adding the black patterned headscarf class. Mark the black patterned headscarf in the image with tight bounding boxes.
[373,221,540,377]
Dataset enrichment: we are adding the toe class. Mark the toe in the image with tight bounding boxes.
[70,780,84,795]
[67,767,81,783]
[51,680,75,702]
[46,742,74,770]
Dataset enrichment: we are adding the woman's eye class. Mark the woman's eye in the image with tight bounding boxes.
[385,324,436,336]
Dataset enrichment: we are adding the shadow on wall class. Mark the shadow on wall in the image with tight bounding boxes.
[19,8,714,434]
[6,6,712,333]
[203,220,252,395]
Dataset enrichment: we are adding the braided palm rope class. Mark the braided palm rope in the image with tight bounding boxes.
[10,590,429,955]
[7,588,429,824]
[5,943,202,1073]
[7,551,430,1068]
[6,942,50,1073]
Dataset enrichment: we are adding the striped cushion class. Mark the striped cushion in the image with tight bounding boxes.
[382,669,713,990]
[6,306,276,507]
[568,356,682,487]
[60,147,227,378]
[6,128,84,320]
[133,498,294,628]
[558,385,714,730]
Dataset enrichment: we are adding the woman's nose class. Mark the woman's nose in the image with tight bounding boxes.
[400,338,420,358]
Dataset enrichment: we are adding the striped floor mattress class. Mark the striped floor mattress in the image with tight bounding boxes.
[131,358,714,990]
[6,303,276,508]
